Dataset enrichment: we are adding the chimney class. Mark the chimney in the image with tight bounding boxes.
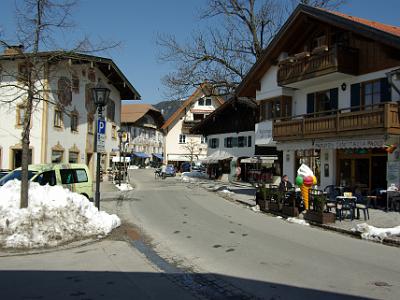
[4,45,24,55]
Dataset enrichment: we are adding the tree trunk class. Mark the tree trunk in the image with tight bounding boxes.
[20,91,34,208]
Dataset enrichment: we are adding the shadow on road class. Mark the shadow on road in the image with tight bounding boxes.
[0,270,371,300]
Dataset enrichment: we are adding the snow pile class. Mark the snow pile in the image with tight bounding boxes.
[128,165,139,170]
[220,189,232,194]
[181,171,208,179]
[115,183,133,191]
[276,216,283,219]
[0,180,121,249]
[287,217,309,226]
[251,205,260,212]
[353,223,400,241]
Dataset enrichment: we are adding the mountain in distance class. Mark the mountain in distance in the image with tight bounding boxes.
[154,100,184,121]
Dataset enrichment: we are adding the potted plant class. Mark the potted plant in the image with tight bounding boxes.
[304,193,335,224]
[282,191,299,217]
[268,190,283,213]
[257,185,269,212]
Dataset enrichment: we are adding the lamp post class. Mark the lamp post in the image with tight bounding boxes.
[92,82,110,210]
[117,129,123,186]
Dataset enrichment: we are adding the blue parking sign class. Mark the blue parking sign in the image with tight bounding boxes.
[97,118,106,134]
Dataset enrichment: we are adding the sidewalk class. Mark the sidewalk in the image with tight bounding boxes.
[189,178,400,246]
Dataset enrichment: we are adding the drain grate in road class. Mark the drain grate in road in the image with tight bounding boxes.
[131,239,259,300]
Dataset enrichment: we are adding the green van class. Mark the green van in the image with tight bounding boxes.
[0,164,93,201]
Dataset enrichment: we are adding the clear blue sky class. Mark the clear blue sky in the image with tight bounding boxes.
[1,0,399,104]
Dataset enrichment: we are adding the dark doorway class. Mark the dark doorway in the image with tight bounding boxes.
[12,149,32,169]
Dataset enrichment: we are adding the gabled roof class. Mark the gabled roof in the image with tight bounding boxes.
[236,4,400,97]
[121,103,164,128]
[161,84,225,130]
[0,51,141,100]
[191,97,257,135]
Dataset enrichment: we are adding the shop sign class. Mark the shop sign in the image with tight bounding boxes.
[255,121,276,146]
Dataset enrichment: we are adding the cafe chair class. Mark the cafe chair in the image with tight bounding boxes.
[355,196,370,220]
[324,185,341,212]
[336,197,355,221]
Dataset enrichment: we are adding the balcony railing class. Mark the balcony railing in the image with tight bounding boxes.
[273,102,400,141]
[182,119,203,131]
[277,45,358,86]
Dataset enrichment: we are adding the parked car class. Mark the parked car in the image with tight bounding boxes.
[0,164,93,201]
[181,162,191,173]
[0,169,11,179]
[165,164,176,177]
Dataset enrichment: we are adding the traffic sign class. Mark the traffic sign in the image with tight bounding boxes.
[97,119,106,134]
[96,118,106,153]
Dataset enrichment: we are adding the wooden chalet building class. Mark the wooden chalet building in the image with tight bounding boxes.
[236,4,400,192]
[191,98,264,181]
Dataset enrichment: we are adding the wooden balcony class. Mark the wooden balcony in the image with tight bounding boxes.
[277,45,358,86]
[182,119,203,132]
[273,102,400,141]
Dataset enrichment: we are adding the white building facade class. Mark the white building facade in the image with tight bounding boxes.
[162,85,224,166]
[0,50,140,178]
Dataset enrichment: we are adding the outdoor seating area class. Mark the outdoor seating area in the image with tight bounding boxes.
[255,183,400,224]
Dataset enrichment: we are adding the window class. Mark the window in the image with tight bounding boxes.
[179,134,186,144]
[54,108,63,127]
[51,150,63,163]
[198,98,204,106]
[209,138,219,149]
[248,136,252,147]
[201,136,207,144]
[362,80,381,107]
[60,169,74,184]
[17,63,29,82]
[307,88,338,115]
[68,151,79,163]
[224,137,237,148]
[260,96,292,121]
[16,104,26,126]
[205,98,212,106]
[112,125,117,139]
[72,73,80,93]
[87,115,94,134]
[193,114,204,121]
[107,100,115,122]
[57,77,72,107]
[33,171,56,186]
[75,169,88,183]
[238,136,246,148]
[71,113,78,132]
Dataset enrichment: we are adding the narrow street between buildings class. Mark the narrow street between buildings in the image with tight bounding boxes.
[110,169,400,300]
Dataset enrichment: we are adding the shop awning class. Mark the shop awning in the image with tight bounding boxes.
[153,153,163,160]
[202,150,233,164]
[276,137,386,151]
[132,152,151,159]
[112,156,131,163]
[241,156,277,164]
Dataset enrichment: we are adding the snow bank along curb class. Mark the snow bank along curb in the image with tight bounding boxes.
[352,223,400,242]
[0,180,121,249]
[115,183,134,191]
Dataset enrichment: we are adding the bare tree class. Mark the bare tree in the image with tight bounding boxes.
[0,0,117,208]
[181,138,202,165]
[158,0,346,99]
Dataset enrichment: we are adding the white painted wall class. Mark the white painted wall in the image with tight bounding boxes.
[207,131,255,158]
[165,96,220,162]
[0,57,128,172]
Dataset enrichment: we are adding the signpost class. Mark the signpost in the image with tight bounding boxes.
[96,118,106,153]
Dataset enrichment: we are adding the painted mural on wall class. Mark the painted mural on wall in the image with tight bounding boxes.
[57,77,72,107]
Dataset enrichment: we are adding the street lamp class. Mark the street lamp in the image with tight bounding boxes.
[92,82,110,210]
[117,129,123,186]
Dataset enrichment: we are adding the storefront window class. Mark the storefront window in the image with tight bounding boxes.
[295,149,321,183]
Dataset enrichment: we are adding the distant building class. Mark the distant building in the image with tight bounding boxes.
[0,49,140,178]
[121,104,164,166]
[161,84,224,167]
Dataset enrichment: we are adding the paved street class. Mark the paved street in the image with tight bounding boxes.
[108,169,399,300]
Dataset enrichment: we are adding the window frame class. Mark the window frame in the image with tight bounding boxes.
[16,104,26,126]
[260,96,292,121]
[361,79,381,107]
[205,98,212,106]
[179,134,186,144]
[54,107,63,128]
[198,98,205,106]
[70,112,78,132]
[51,150,64,163]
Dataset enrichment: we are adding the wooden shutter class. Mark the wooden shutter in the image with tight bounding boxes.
[380,77,391,102]
[330,88,338,110]
[307,93,315,114]
[350,83,360,111]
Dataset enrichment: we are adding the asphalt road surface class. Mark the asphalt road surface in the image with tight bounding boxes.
[118,169,400,300]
